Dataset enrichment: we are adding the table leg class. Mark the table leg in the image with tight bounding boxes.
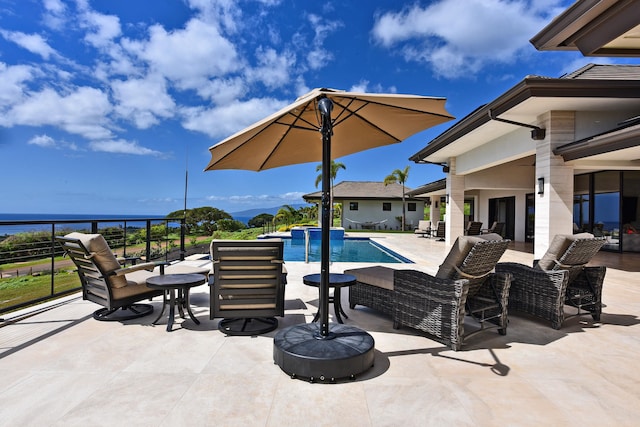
[152,290,168,325]
[333,288,346,323]
[177,288,186,319]
[184,287,200,325]
[167,288,176,332]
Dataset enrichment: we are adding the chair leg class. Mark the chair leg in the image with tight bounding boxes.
[93,304,154,321]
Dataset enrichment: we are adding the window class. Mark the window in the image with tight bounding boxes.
[349,202,358,211]
[382,202,391,211]
[408,202,416,211]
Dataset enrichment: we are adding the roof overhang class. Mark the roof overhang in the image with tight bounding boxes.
[531,0,640,56]
[409,77,640,167]
[555,119,640,161]
[405,179,446,197]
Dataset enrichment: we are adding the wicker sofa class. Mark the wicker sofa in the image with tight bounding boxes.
[346,234,511,351]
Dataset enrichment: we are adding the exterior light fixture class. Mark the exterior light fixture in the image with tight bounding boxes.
[445,194,450,204]
[537,177,544,195]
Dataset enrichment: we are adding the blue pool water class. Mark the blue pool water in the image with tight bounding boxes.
[281,237,412,263]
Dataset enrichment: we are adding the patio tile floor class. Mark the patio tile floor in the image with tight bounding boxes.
[1,233,639,426]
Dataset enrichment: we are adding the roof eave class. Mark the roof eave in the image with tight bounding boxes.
[410,77,640,162]
[531,0,640,56]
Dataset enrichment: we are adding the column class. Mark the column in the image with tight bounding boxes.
[534,111,575,259]
[445,157,465,245]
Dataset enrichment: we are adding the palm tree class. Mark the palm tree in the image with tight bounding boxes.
[315,160,346,226]
[384,166,410,231]
[273,204,298,228]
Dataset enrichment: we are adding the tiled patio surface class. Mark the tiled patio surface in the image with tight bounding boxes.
[1,233,639,426]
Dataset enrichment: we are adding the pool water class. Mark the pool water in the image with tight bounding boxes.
[282,238,412,263]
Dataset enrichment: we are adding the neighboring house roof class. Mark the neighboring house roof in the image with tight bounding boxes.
[530,0,640,57]
[303,181,418,201]
[409,64,640,167]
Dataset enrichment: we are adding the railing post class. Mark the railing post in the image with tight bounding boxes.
[180,218,186,261]
[145,220,151,260]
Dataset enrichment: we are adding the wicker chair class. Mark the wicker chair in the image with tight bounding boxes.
[57,232,166,321]
[465,221,483,236]
[210,239,286,335]
[434,221,446,241]
[496,233,606,329]
[348,234,511,351]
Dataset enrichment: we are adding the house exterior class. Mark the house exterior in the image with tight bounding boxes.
[409,63,640,257]
[407,0,640,259]
[303,181,425,231]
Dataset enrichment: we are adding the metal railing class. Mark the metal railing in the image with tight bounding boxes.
[0,217,186,316]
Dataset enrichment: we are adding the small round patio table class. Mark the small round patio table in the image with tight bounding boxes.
[303,273,356,324]
[146,273,206,332]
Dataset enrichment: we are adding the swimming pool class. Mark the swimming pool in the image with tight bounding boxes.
[281,237,412,263]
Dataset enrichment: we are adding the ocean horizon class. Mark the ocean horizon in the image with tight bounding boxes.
[0,213,252,235]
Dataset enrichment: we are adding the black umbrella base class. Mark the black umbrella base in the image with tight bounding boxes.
[273,323,375,382]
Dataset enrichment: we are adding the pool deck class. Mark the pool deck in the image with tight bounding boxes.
[1,232,640,426]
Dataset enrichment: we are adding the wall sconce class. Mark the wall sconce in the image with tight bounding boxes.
[537,177,544,195]
[445,194,450,204]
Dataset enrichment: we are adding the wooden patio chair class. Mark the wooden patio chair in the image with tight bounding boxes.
[210,239,286,335]
[56,232,166,321]
[496,233,606,329]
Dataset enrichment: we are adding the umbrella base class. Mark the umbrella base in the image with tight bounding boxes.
[273,322,375,383]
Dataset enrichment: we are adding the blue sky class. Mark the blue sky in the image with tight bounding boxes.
[0,0,628,216]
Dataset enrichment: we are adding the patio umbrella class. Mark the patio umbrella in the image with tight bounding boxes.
[205,88,453,380]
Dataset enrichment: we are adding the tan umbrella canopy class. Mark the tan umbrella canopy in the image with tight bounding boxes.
[205,88,453,381]
[205,87,454,171]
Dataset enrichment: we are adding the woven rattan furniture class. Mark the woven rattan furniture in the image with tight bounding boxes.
[57,232,166,321]
[496,233,606,329]
[210,239,286,335]
[465,221,483,236]
[347,234,511,351]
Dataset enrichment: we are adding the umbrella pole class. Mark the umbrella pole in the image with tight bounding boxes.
[319,117,331,337]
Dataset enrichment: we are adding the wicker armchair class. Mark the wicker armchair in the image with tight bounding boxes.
[496,233,606,329]
[348,234,511,351]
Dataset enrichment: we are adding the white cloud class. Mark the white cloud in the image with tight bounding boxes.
[0,63,36,106]
[181,97,289,139]
[1,86,113,139]
[28,134,56,147]
[245,47,295,89]
[371,0,559,78]
[89,138,162,156]
[42,0,67,30]
[123,18,240,93]
[80,11,122,47]
[0,30,57,60]
[305,14,342,70]
[111,74,176,128]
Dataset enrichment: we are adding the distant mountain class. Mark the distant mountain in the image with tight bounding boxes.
[231,203,308,219]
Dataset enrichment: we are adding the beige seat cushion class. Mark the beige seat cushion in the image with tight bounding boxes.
[65,232,127,288]
[536,232,594,270]
[344,266,395,291]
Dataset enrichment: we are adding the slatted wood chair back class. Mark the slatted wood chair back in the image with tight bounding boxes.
[57,235,115,307]
[210,239,285,319]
